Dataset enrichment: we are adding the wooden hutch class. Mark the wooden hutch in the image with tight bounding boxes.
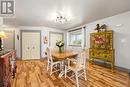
[89,30,115,70]
[0,50,16,87]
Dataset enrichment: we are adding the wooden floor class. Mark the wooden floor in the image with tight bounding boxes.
[10,60,130,87]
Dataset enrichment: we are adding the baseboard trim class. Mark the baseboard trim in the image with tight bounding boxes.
[40,57,47,61]
[115,66,130,73]
[87,59,130,73]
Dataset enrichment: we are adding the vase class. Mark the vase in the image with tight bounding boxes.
[59,47,62,53]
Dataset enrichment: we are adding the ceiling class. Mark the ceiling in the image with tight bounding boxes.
[3,0,130,29]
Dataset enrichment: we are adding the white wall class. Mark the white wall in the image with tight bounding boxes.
[0,22,18,55]
[0,18,16,51]
[15,26,66,58]
[0,17,3,25]
[85,11,130,69]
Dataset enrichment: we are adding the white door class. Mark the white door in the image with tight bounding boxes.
[50,33,63,51]
[22,32,40,60]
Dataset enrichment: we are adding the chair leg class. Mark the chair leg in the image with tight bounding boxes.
[84,69,87,80]
[60,62,62,71]
[76,71,79,87]
[47,62,49,71]
[50,64,53,75]
[65,66,67,78]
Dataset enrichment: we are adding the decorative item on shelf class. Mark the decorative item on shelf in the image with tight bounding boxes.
[100,24,107,32]
[94,24,101,32]
[94,24,107,32]
[56,40,64,53]
[0,31,7,51]
[94,35,105,48]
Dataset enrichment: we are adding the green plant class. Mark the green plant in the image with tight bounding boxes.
[56,40,64,53]
[56,40,64,47]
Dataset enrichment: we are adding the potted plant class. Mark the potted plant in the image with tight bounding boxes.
[56,40,64,53]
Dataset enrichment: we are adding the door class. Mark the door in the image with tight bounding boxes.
[50,32,64,51]
[22,31,41,60]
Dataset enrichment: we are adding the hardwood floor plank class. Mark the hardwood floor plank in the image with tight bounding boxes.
[128,74,130,87]
[10,60,129,87]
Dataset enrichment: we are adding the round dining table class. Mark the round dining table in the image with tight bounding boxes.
[52,51,78,61]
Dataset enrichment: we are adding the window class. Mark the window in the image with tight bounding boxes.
[69,29,82,46]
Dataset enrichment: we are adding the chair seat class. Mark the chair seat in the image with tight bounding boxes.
[48,59,61,65]
[68,62,77,71]
[68,63,84,71]
[52,58,60,62]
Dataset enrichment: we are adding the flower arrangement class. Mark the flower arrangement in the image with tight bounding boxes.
[94,35,104,48]
[56,40,64,53]
[94,35,104,45]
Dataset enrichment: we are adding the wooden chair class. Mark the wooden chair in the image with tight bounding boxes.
[65,49,87,87]
[46,47,62,75]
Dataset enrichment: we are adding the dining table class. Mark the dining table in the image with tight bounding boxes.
[51,51,78,77]
[52,51,78,61]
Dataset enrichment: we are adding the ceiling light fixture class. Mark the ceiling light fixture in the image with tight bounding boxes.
[55,15,68,24]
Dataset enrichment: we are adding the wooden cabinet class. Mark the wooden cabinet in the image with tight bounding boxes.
[0,50,16,87]
[89,30,115,69]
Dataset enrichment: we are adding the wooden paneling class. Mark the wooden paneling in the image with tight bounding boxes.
[10,60,129,87]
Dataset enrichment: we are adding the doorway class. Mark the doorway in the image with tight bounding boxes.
[49,32,64,51]
[3,30,15,50]
[21,30,41,60]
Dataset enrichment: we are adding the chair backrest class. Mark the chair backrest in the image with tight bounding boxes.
[46,47,53,62]
[76,49,88,69]
[85,49,89,59]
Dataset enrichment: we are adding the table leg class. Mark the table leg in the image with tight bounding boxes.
[59,60,66,77]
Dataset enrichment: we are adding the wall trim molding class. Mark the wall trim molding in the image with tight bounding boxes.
[86,59,130,73]
[116,66,130,73]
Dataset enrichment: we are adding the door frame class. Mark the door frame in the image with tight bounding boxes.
[20,30,42,59]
